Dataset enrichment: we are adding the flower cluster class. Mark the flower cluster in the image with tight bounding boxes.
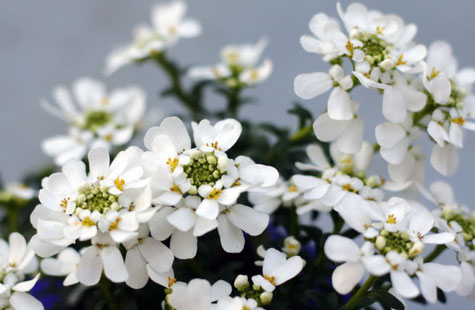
[2,1,475,309]
[295,2,475,178]
[32,116,278,289]
[0,233,42,310]
[163,247,304,310]
[41,78,146,165]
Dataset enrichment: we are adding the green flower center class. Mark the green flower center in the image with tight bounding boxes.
[444,213,475,249]
[75,185,119,215]
[83,110,112,132]
[358,33,391,64]
[183,152,223,188]
[372,230,417,257]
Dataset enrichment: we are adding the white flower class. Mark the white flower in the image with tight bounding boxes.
[2,183,35,201]
[123,225,174,289]
[216,297,264,310]
[248,178,300,214]
[0,233,43,310]
[41,78,146,165]
[294,65,354,121]
[143,117,277,254]
[407,257,462,303]
[33,147,148,257]
[313,106,363,154]
[324,235,390,294]
[76,233,128,285]
[375,116,418,165]
[251,248,304,292]
[189,38,272,86]
[105,0,201,74]
[40,248,80,286]
[167,279,231,310]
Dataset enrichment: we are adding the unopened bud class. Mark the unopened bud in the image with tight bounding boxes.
[234,275,249,291]
[379,59,395,71]
[409,241,424,257]
[260,291,273,305]
[375,236,386,250]
[282,236,301,257]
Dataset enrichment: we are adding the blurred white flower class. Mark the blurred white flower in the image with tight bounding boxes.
[189,38,273,86]
[41,78,146,165]
[105,0,201,74]
[167,279,231,310]
[0,233,43,310]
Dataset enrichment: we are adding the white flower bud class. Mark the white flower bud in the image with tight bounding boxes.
[375,236,386,250]
[234,274,249,291]
[379,59,395,71]
[409,241,424,257]
[282,236,301,257]
[366,175,382,188]
[349,29,359,39]
[260,291,273,305]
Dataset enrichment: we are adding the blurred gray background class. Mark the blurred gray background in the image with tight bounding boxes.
[1,0,474,308]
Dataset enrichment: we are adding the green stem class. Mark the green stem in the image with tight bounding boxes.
[423,244,446,263]
[228,87,242,118]
[289,206,299,236]
[7,207,18,233]
[344,275,378,309]
[99,278,119,310]
[152,52,200,120]
[289,124,313,144]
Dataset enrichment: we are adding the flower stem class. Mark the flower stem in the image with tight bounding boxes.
[344,275,378,309]
[228,87,242,118]
[7,206,18,233]
[99,278,119,310]
[423,244,446,263]
[289,205,299,236]
[289,124,313,144]
[151,52,201,120]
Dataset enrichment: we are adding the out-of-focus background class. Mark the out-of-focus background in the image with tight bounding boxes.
[1,1,474,308]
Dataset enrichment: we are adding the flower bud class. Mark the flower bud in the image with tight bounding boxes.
[282,236,301,257]
[375,236,386,250]
[260,291,273,305]
[234,275,249,291]
[409,241,424,257]
[379,58,395,71]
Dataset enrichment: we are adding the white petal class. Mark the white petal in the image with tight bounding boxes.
[10,292,44,310]
[337,119,363,153]
[101,246,128,283]
[139,238,174,273]
[125,247,148,289]
[167,208,196,231]
[391,270,420,298]
[294,72,332,100]
[272,256,304,285]
[324,235,360,263]
[430,144,458,176]
[217,215,244,253]
[313,113,348,142]
[332,262,365,295]
[170,230,197,259]
[227,204,269,236]
[77,247,102,286]
[383,87,407,123]
[88,147,110,180]
[328,87,353,120]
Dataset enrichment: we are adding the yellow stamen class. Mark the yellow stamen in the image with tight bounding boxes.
[376,26,385,34]
[396,54,407,66]
[452,117,465,126]
[100,97,109,106]
[109,217,121,231]
[346,40,354,58]
[168,276,177,288]
[207,188,222,199]
[430,67,440,79]
[249,70,259,81]
[167,157,179,172]
[206,141,222,151]
[288,185,298,192]
[114,178,125,191]
[82,217,95,227]
[264,275,276,285]
[386,214,397,224]
[341,183,357,193]
[170,184,183,194]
